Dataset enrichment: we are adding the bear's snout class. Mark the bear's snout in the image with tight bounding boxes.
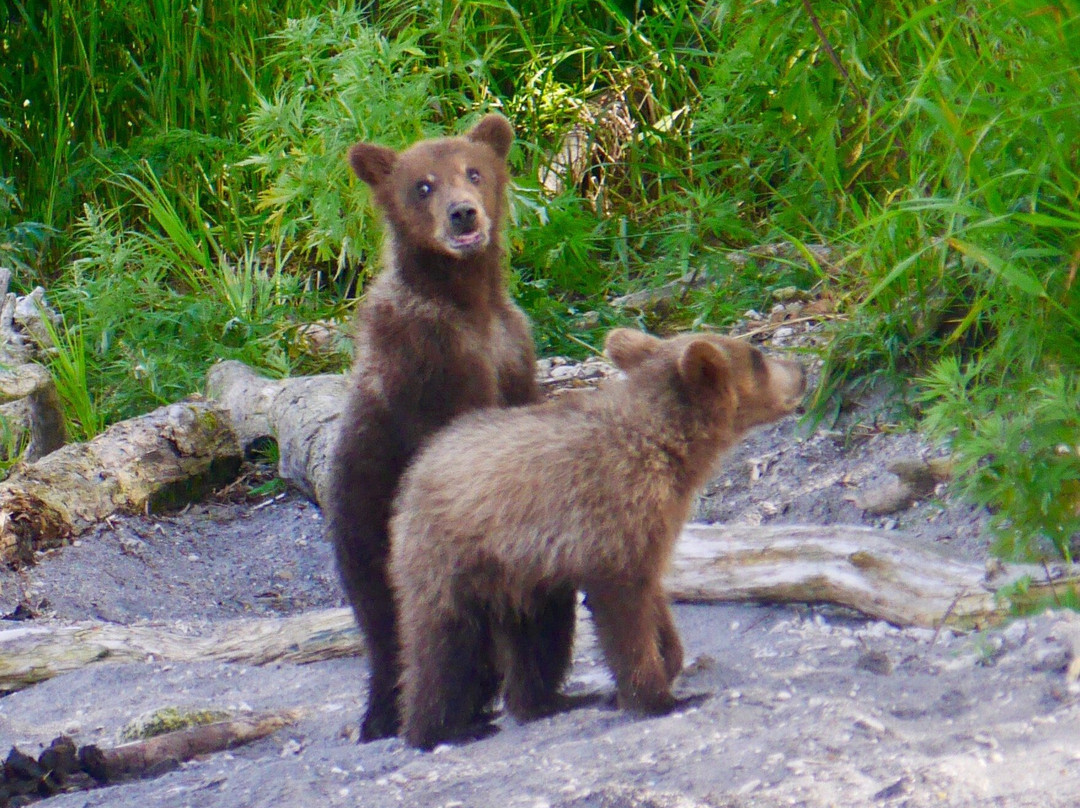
[448,201,479,236]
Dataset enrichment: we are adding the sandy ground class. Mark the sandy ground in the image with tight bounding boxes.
[0,350,1078,807]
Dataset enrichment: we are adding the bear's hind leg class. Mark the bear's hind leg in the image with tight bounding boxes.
[331,516,401,741]
[356,576,402,741]
[501,585,577,720]
[399,607,498,750]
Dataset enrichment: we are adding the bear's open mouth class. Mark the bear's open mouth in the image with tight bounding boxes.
[446,230,487,252]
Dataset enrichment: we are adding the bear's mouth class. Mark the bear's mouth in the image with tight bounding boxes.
[445,230,487,253]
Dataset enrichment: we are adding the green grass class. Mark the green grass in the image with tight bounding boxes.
[1,0,1078,559]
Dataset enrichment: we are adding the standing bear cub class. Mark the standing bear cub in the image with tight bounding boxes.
[324,115,577,741]
[390,328,807,750]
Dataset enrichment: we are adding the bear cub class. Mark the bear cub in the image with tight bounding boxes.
[324,115,576,741]
[390,328,807,750]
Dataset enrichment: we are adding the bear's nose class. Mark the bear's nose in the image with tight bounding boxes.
[448,202,478,236]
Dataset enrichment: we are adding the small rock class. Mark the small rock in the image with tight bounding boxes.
[681,655,717,677]
[852,481,915,515]
[572,311,601,330]
[339,723,361,744]
[977,634,1007,666]
[937,687,975,718]
[856,650,894,675]
[972,733,999,749]
[734,778,761,795]
[773,286,812,302]
[1032,641,1071,673]
[853,714,887,736]
[1002,619,1029,649]
[873,778,909,800]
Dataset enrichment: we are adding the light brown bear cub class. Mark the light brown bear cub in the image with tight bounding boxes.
[390,328,807,749]
[324,115,576,742]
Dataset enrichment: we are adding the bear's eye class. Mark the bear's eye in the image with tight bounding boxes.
[467,168,481,185]
[415,180,432,199]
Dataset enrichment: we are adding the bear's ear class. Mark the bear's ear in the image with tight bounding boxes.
[348,143,398,188]
[677,340,729,391]
[605,328,661,370]
[466,114,514,160]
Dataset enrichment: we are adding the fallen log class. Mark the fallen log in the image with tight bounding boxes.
[0,363,66,462]
[1,712,297,803]
[79,711,299,783]
[0,608,362,692]
[205,360,345,503]
[2,524,1076,693]
[0,399,241,566]
[672,524,1045,629]
[0,268,68,462]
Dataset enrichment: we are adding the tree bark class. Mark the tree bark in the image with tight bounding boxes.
[671,524,1049,629]
[79,712,299,783]
[0,363,67,462]
[0,268,68,462]
[0,609,362,693]
[0,712,298,799]
[0,399,241,566]
[2,525,1074,693]
[205,360,345,503]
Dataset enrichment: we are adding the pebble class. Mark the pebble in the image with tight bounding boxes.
[853,714,887,736]
[735,778,761,795]
[1003,619,1029,648]
[856,650,894,675]
[1032,642,1071,672]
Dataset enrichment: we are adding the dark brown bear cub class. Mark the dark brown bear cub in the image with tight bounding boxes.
[324,115,576,742]
[390,328,807,750]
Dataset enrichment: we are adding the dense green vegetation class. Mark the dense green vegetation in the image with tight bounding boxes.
[1,0,1078,560]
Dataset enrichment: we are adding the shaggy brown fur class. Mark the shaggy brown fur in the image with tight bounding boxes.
[390,328,807,749]
[323,115,576,741]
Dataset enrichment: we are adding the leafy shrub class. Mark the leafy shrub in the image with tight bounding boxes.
[921,359,1080,562]
[241,9,459,286]
[3,0,1078,560]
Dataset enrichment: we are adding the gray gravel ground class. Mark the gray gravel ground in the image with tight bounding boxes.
[0,348,1077,807]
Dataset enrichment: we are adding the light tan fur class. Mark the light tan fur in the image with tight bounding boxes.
[390,328,806,749]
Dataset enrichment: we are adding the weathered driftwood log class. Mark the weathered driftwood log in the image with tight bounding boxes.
[673,524,1034,629]
[2,525,1076,693]
[0,268,68,462]
[0,399,241,566]
[205,360,345,503]
[0,363,67,462]
[1,713,297,800]
[79,712,299,783]
[0,608,362,692]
